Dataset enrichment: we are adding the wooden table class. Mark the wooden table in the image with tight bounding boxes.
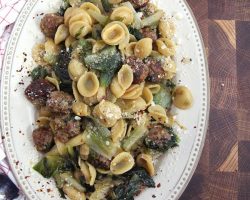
[180,1,250,199]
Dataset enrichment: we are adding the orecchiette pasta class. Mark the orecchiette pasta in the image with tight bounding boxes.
[156,38,176,57]
[158,19,176,38]
[36,117,50,127]
[79,159,97,186]
[68,11,93,26]
[148,105,168,124]
[101,21,130,50]
[163,58,176,79]
[69,20,92,39]
[96,86,106,102]
[116,97,147,113]
[32,43,46,65]
[121,82,144,100]
[45,76,60,91]
[117,64,133,90]
[110,6,134,25]
[141,87,153,106]
[80,144,90,160]
[111,119,127,142]
[64,7,92,26]
[65,35,76,48]
[72,81,83,102]
[72,101,90,116]
[92,40,106,53]
[125,42,137,56]
[110,76,126,98]
[136,154,155,176]
[80,2,101,23]
[44,38,60,65]
[68,59,87,81]
[93,100,122,127]
[145,83,161,94]
[173,86,193,110]
[54,24,69,45]
[108,0,122,4]
[77,72,99,97]
[110,152,135,175]
[134,38,153,59]
[63,185,86,200]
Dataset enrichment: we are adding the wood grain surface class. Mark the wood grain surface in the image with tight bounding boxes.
[180,1,250,200]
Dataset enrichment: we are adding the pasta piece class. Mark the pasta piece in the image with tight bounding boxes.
[121,82,144,100]
[125,42,137,56]
[109,0,122,4]
[69,20,92,39]
[72,102,91,116]
[44,38,60,65]
[69,0,83,7]
[163,58,176,79]
[45,76,60,91]
[36,117,50,127]
[148,105,168,124]
[110,152,135,175]
[96,86,106,102]
[69,11,93,26]
[80,2,101,23]
[54,138,68,155]
[93,100,122,127]
[68,59,87,81]
[116,97,147,113]
[96,168,111,175]
[54,24,69,45]
[145,83,161,94]
[156,38,176,57]
[141,87,153,106]
[65,35,76,48]
[72,81,83,102]
[136,154,155,176]
[64,7,75,25]
[134,38,153,59]
[111,119,127,142]
[32,43,46,66]
[83,95,98,106]
[80,144,90,160]
[106,88,117,103]
[79,159,97,186]
[77,72,99,97]
[63,185,86,200]
[117,64,133,90]
[110,76,126,98]
[129,34,137,42]
[65,7,92,26]
[92,40,106,53]
[158,19,176,38]
[173,86,193,109]
[110,6,134,25]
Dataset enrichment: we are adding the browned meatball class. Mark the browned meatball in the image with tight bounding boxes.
[25,79,56,106]
[46,91,74,114]
[140,27,158,41]
[129,0,149,9]
[32,127,54,152]
[53,115,81,143]
[145,57,165,83]
[125,56,149,84]
[40,14,64,38]
[88,151,111,170]
[144,125,171,151]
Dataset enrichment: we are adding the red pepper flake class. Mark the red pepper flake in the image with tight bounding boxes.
[47,189,52,193]
[40,13,44,15]
[25,176,30,179]
[157,183,161,188]
[1,136,5,140]
[24,58,27,62]
[36,189,43,192]
[16,65,24,72]
[15,161,20,166]
[23,52,27,56]
[194,126,197,128]
[152,195,156,198]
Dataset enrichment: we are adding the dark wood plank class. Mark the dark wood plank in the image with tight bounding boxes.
[238,141,250,172]
[238,173,250,200]
[208,0,236,19]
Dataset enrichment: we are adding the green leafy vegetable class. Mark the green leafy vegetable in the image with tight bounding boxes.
[100,70,115,87]
[87,9,108,25]
[84,46,122,72]
[109,168,155,200]
[31,66,49,80]
[101,0,112,13]
[122,127,147,151]
[128,27,143,40]
[58,0,70,16]
[141,10,164,28]
[84,120,118,159]
[92,24,103,40]
[33,155,75,178]
[166,79,176,89]
[153,85,172,109]
[144,127,180,152]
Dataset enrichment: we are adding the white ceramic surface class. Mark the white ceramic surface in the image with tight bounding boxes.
[1,0,210,199]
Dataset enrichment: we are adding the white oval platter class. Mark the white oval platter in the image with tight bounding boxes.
[1,0,209,199]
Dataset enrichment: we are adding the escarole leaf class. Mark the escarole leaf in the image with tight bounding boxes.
[153,84,172,109]
[83,120,118,159]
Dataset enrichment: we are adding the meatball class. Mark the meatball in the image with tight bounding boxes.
[46,91,74,114]
[144,125,173,152]
[140,27,158,41]
[145,57,165,83]
[53,115,81,143]
[25,79,56,106]
[32,127,54,152]
[129,0,149,9]
[40,14,64,38]
[88,151,111,170]
[125,56,149,84]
